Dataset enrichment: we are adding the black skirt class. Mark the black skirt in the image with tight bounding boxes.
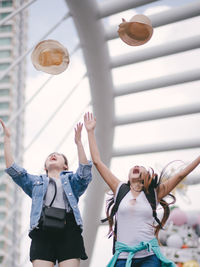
[29,212,88,264]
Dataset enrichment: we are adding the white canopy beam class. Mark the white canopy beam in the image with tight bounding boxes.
[183,174,200,185]
[98,0,159,18]
[113,139,200,157]
[111,35,200,68]
[114,102,200,126]
[114,69,200,97]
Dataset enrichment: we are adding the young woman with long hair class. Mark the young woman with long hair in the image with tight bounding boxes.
[84,112,200,267]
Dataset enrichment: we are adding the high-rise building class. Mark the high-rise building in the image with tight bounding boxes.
[0,0,27,266]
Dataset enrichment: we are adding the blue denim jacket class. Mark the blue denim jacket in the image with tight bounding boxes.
[5,161,92,231]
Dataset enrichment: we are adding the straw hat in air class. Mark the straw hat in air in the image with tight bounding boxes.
[31,40,70,75]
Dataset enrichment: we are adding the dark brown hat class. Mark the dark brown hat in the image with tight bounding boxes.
[118,14,153,46]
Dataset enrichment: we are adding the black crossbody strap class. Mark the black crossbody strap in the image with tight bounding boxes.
[112,183,130,254]
[49,178,57,207]
[101,183,130,223]
[111,183,130,217]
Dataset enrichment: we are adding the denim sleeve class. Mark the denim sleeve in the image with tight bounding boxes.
[5,162,35,198]
[70,160,93,197]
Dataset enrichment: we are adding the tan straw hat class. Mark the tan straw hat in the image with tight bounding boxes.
[31,40,70,75]
[118,14,153,46]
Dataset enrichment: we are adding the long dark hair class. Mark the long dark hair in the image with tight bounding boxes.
[105,165,176,239]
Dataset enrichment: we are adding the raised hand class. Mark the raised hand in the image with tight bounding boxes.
[84,112,120,193]
[84,112,96,132]
[74,122,88,164]
[0,119,14,167]
[0,119,11,139]
[74,122,83,145]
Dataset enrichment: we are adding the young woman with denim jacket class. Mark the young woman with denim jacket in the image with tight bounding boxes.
[0,119,92,267]
[84,112,200,267]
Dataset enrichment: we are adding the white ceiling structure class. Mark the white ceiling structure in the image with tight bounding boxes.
[1,0,200,266]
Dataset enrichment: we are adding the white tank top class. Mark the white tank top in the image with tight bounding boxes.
[115,182,156,259]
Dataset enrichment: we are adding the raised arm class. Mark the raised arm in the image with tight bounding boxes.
[0,119,14,168]
[157,155,200,201]
[74,122,88,164]
[84,112,120,194]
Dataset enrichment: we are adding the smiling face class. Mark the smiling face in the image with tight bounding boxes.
[44,152,68,173]
[128,166,148,192]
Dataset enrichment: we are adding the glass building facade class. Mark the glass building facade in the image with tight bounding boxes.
[0,0,27,266]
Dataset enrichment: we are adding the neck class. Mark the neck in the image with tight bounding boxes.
[130,186,141,197]
[47,169,62,179]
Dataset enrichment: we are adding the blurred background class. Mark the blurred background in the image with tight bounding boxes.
[0,0,200,266]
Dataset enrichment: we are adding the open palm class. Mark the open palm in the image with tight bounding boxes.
[84,112,96,132]
[74,122,83,144]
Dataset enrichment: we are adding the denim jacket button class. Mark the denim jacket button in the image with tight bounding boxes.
[69,193,72,196]
[74,205,77,208]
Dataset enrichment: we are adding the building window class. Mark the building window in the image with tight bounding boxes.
[0,1,13,8]
[0,12,11,19]
[0,25,12,32]
[0,102,9,109]
[0,75,10,83]
[0,198,6,205]
[0,63,10,70]
[0,212,6,219]
[0,50,11,58]
[0,37,12,46]
[0,241,5,249]
[0,184,6,191]
[0,89,9,96]
[0,156,5,163]
[0,115,8,122]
